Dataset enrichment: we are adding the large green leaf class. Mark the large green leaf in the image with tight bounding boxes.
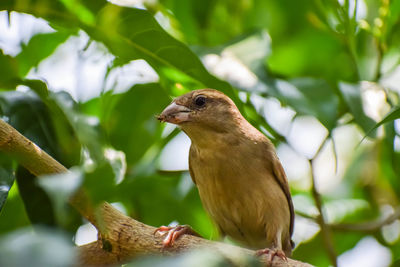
[16,167,56,227]
[0,90,81,166]
[103,83,170,165]
[0,50,20,89]
[339,82,376,134]
[16,31,73,77]
[0,184,31,234]
[37,169,82,228]
[263,78,340,130]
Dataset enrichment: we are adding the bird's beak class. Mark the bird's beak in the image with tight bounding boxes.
[157,102,191,124]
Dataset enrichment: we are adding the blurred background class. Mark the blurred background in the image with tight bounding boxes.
[0,0,400,266]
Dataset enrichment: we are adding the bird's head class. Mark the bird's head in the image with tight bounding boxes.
[158,89,245,144]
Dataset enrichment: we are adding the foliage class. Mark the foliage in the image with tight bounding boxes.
[0,0,400,266]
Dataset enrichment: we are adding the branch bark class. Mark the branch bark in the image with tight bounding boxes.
[0,119,312,267]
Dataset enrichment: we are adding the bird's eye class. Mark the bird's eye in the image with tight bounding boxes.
[194,95,206,107]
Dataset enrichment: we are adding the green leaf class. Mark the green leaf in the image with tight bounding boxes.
[82,163,116,205]
[0,184,31,235]
[37,169,82,227]
[267,29,357,81]
[292,233,331,267]
[16,167,56,227]
[89,3,232,93]
[267,78,339,130]
[0,50,20,89]
[0,156,14,212]
[16,31,73,77]
[363,106,400,139]
[338,82,376,134]
[103,83,170,165]
[0,90,81,167]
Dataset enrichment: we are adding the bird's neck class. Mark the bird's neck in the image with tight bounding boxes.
[181,117,260,150]
[181,126,236,149]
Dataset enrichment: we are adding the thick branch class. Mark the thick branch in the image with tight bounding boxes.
[78,202,312,267]
[0,119,312,267]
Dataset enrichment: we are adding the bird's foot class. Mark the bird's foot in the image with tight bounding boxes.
[255,248,287,266]
[154,225,199,248]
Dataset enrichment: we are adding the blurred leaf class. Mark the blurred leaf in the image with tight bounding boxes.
[0,50,20,89]
[116,172,215,239]
[82,162,116,205]
[0,156,14,212]
[0,226,76,267]
[389,238,400,265]
[103,83,170,165]
[16,31,73,76]
[0,184,31,234]
[292,233,331,267]
[223,30,271,78]
[16,167,56,227]
[37,168,82,228]
[127,249,261,267]
[0,91,58,153]
[293,231,364,267]
[28,83,82,166]
[266,78,339,130]
[92,3,234,95]
[333,231,365,255]
[325,198,370,224]
[288,78,339,130]
[355,30,380,81]
[0,90,81,167]
[267,29,357,81]
[378,123,400,199]
[339,82,376,133]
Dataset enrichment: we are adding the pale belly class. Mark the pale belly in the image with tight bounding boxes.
[191,150,289,249]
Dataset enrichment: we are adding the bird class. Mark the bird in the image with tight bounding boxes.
[156,89,294,259]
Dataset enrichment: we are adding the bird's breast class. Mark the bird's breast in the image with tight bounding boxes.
[190,144,289,249]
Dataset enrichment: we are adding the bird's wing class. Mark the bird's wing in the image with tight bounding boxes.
[188,144,197,185]
[271,157,295,238]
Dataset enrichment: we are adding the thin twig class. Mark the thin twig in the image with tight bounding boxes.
[330,134,338,174]
[331,206,400,232]
[309,136,338,267]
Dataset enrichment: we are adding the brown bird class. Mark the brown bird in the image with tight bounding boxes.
[156,89,294,259]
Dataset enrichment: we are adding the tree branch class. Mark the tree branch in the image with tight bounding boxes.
[0,119,312,267]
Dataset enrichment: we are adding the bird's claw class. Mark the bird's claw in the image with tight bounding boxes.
[154,225,198,248]
[256,248,287,266]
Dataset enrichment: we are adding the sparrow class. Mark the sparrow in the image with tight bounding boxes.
[156,89,294,259]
